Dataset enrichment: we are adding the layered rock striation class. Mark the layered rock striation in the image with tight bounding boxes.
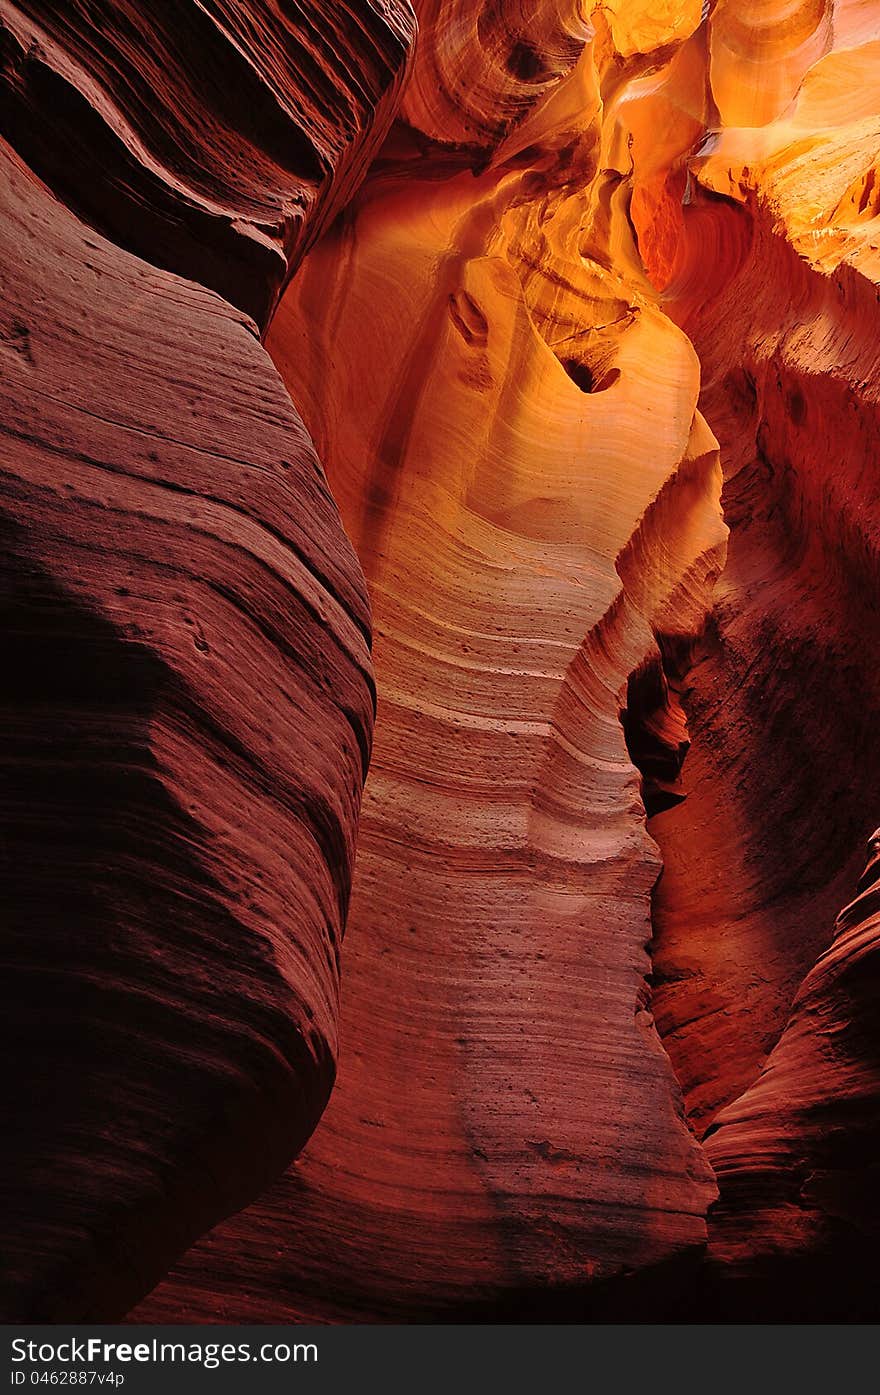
[0,0,415,1321]
[4,0,880,1323]
[0,0,415,328]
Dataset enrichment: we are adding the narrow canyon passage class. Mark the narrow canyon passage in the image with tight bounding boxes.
[133,0,880,1323]
[3,0,880,1324]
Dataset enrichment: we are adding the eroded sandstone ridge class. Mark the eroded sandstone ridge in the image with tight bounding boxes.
[0,0,415,1320]
[0,0,414,327]
[3,0,880,1323]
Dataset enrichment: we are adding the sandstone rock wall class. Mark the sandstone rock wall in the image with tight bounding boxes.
[0,0,415,1321]
[4,0,880,1323]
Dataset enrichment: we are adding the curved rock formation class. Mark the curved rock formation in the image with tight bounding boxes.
[5,0,880,1325]
[0,0,415,1322]
[136,5,731,1324]
[0,139,372,1322]
[613,0,880,1105]
[706,827,880,1319]
[608,0,880,1306]
[401,0,591,150]
[0,0,415,328]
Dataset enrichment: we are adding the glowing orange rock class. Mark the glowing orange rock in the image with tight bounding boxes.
[137,8,734,1322]
[3,0,880,1325]
[140,0,880,1324]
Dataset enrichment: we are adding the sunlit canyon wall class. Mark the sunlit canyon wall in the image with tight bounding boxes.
[2,0,880,1322]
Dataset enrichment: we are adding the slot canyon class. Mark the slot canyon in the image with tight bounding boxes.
[1,0,879,1323]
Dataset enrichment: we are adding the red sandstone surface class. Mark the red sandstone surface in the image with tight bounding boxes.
[2,0,880,1323]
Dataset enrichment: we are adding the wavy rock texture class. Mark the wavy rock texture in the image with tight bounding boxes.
[0,0,415,328]
[4,0,880,1325]
[0,0,416,1321]
[400,0,592,148]
[643,7,880,1316]
[598,0,880,1312]
[137,4,730,1323]
[705,829,880,1319]
[0,140,372,1322]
